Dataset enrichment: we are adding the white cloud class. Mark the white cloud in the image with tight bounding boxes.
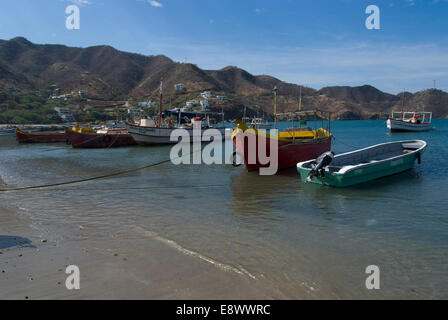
[149,0,163,8]
[68,0,92,6]
[255,8,265,14]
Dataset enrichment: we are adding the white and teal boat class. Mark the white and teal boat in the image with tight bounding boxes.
[297,140,427,187]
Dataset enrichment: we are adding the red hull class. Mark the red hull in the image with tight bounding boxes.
[233,132,332,172]
[66,129,137,148]
[16,129,66,143]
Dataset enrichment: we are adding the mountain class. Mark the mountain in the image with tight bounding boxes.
[0,37,447,120]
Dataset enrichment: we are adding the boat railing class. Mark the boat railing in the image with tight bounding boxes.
[276,110,332,139]
[391,111,432,123]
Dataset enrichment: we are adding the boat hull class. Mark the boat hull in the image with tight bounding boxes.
[297,140,426,187]
[126,122,227,146]
[387,119,432,132]
[233,130,332,172]
[65,129,137,148]
[16,128,66,143]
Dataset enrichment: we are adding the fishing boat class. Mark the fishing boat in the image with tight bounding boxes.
[0,125,16,135]
[126,82,227,146]
[387,112,433,132]
[247,117,272,130]
[241,106,272,130]
[232,86,332,172]
[15,127,66,143]
[387,91,433,132]
[297,140,427,187]
[65,125,136,148]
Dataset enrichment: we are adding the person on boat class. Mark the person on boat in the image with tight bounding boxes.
[410,115,421,124]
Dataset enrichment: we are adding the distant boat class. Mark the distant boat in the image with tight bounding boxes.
[15,127,66,143]
[247,117,272,130]
[65,125,136,148]
[297,140,427,187]
[0,126,16,135]
[387,112,433,132]
[387,91,433,132]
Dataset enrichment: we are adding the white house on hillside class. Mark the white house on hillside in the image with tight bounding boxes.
[200,100,210,108]
[174,83,185,91]
[200,91,212,99]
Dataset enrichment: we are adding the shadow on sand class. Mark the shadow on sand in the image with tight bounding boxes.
[0,236,35,250]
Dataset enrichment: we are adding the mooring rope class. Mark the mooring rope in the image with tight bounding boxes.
[332,136,364,150]
[0,135,231,193]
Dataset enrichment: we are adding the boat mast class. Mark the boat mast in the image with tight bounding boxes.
[158,81,163,128]
[298,86,302,128]
[273,86,278,129]
[401,89,405,121]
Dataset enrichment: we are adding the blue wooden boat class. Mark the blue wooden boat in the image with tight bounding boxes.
[297,140,427,187]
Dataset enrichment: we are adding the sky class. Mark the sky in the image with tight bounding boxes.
[0,0,447,93]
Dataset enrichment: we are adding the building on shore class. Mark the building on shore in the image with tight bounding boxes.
[54,107,76,122]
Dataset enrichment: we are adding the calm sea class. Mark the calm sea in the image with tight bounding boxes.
[0,119,447,299]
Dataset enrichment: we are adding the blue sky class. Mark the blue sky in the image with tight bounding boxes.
[0,0,447,93]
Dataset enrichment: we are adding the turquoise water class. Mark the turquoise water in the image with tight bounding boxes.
[0,120,447,299]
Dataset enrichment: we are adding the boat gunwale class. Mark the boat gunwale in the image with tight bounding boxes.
[125,121,227,131]
[16,128,65,135]
[233,126,332,143]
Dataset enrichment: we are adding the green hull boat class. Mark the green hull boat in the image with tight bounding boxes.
[297,140,427,187]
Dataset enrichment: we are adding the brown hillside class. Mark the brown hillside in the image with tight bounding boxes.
[1,37,447,119]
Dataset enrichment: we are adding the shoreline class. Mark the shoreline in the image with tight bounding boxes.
[0,205,294,300]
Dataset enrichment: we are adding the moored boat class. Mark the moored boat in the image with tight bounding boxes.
[387,91,434,132]
[65,125,137,148]
[233,116,332,172]
[126,82,227,146]
[297,140,427,187]
[387,112,433,132]
[232,86,332,173]
[15,127,67,143]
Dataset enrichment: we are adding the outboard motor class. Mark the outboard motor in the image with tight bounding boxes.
[306,151,335,182]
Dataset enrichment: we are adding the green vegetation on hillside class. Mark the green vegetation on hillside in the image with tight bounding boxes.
[0,88,130,124]
[0,89,62,124]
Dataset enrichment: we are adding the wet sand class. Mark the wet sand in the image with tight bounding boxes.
[0,205,292,300]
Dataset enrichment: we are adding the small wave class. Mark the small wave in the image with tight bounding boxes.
[133,226,257,280]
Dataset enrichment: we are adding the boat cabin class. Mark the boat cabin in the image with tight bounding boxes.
[390,111,432,124]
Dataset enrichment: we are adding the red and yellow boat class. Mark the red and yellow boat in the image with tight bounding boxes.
[15,127,67,143]
[232,112,332,172]
[233,87,332,173]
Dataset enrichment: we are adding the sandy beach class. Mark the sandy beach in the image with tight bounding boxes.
[0,202,291,300]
